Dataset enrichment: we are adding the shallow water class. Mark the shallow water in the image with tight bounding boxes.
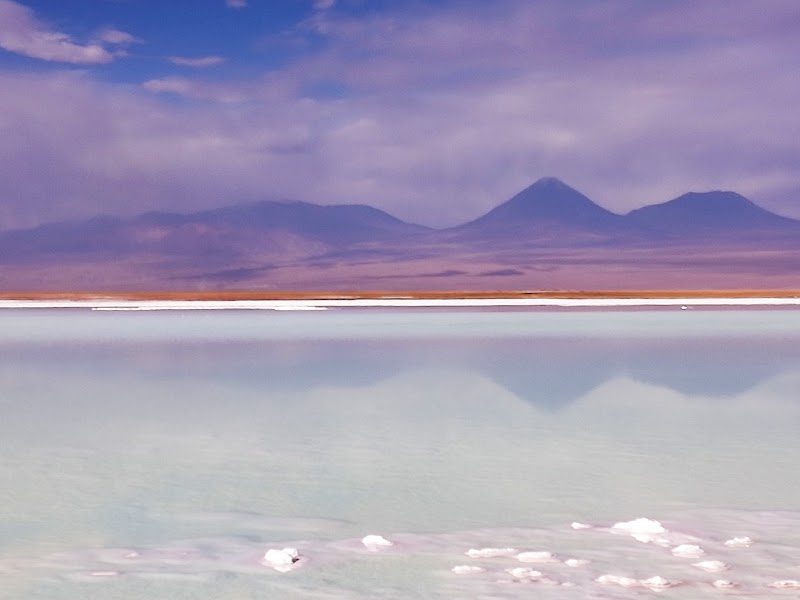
[1,308,799,598]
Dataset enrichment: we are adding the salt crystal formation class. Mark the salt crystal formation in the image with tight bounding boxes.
[505,567,542,579]
[361,534,393,550]
[610,518,669,544]
[724,536,753,548]
[692,560,728,573]
[596,574,639,587]
[564,558,590,567]
[262,547,301,572]
[451,565,485,575]
[770,580,800,589]
[465,547,516,558]
[671,544,705,558]
[611,518,666,535]
[516,551,558,563]
[640,575,678,590]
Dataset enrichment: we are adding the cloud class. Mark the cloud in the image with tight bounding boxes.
[225,0,247,8]
[168,55,226,68]
[0,0,114,63]
[96,28,141,46]
[142,76,247,103]
[0,0,799,230]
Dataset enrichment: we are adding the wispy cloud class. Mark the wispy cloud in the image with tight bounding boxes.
[168,55,226,68]
[0,0,114,64]
[225,0,247,8]
[96,28,141,46]
[142,76,246,103]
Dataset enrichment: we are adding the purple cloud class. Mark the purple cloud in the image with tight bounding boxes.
[0,0,799,230]
[96,28,141,46]
[168,55,226,68]
[0,0,114,64]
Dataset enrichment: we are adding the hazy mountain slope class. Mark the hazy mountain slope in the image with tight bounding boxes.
[625,191,800,237]
[0,200,429,264]
[449,177,625,244]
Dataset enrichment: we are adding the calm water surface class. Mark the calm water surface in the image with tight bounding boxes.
[1,309,799,598]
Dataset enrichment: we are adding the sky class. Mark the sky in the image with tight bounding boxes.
[1,0,799,229]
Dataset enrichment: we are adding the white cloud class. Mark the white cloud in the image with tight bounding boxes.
[0,0,114,64]
[142,76,193,95]
[97,28,141,46]
[168,55,226,68]
[142,76,246,103]
[225,0,247,8]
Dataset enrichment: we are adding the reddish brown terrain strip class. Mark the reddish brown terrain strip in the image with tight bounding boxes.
[2,289,799,302]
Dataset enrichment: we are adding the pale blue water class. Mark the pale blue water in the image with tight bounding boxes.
[1,308,799,598]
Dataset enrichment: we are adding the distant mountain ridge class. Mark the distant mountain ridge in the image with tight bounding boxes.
[626,191,799,234]
[0,177,798,291]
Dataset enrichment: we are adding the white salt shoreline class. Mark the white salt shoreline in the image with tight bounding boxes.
[0,296,799,311]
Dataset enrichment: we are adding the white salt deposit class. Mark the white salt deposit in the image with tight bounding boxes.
[610,518,672,544]
[640,575,678,590]
[361,534,393,550]
[505,567,542,579]
[571,522,592,530]
[5,295,800,312]
[724,536,753,548]
[262,547,301,572]
[596,574,639,587]
[516,551,558,563]
[692,560,728,573]
[451,565,484,575]
[769,580,800,589]
[564,558,590,567]
[611,518,666,535]
[465,547,516,558]
[11,511,800,597]
[671,544,705,558]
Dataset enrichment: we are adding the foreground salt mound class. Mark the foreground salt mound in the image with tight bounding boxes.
[516,551,558,563]
[505,567,542,580]
[597,574,678,590]
[361,535,393,550]
[608,517,702,547]
[712,579,736,589]
[671,544,705,558]
[564,558,590,567]
[596,574,639,588]
[640,575,679,590]
[724,536,753,548]
[692,560,728,573]
[262,547,301,572]
[770,580,800,589]
[465,547,516,558]
[451,565,484,575]
[610,518,669,543]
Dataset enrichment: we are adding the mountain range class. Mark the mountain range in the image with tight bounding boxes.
[1,177,798,291]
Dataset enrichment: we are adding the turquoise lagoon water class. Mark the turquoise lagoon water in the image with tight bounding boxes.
[1,308,799,598]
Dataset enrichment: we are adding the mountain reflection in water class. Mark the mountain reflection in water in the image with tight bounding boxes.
[0,309,799,599]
